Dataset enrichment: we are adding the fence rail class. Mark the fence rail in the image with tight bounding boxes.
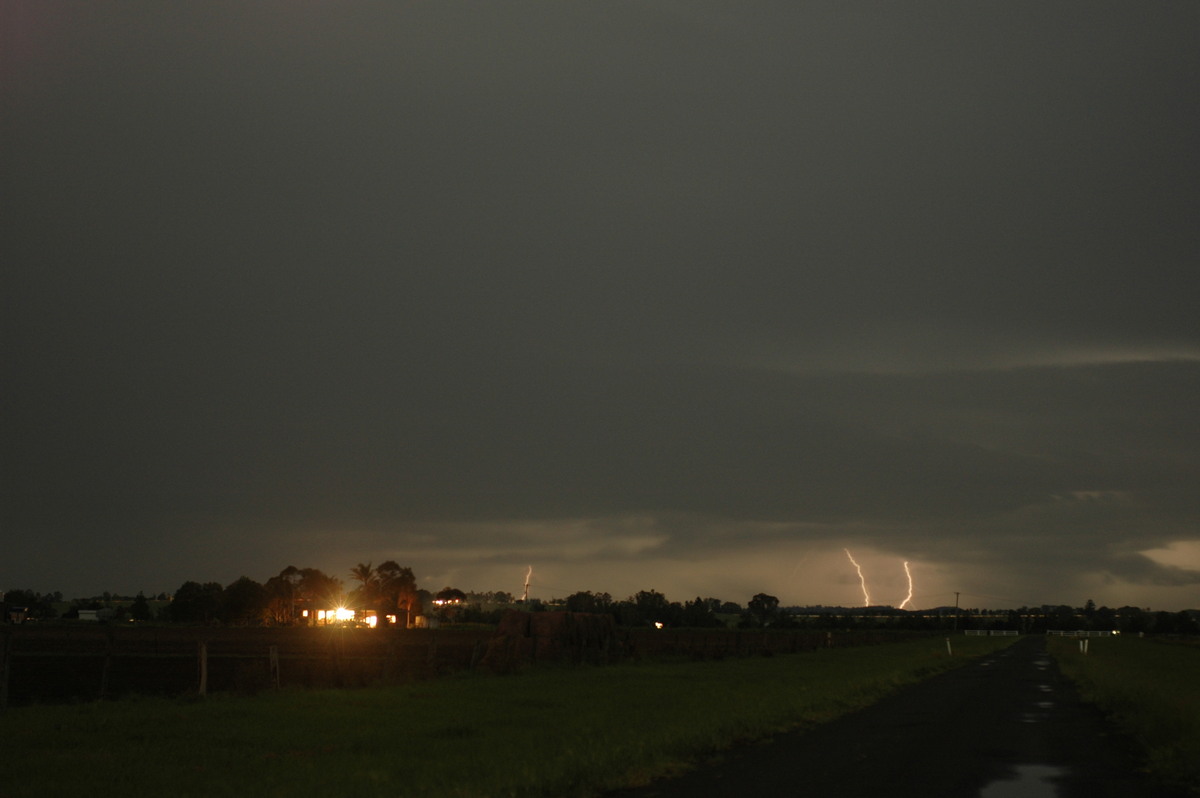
[1,624,941,708]
[0,626,492,707]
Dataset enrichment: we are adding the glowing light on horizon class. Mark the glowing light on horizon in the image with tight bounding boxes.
[844,548,870,606]
[899,561,914,609]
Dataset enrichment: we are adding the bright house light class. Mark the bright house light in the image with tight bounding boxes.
[365,614,378,628]
[334,607,355,622]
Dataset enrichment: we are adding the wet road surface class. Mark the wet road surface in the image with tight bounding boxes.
[609,636,1180,798]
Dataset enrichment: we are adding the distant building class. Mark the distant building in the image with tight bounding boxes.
[77,608,115,622]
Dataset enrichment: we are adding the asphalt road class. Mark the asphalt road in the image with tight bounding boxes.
[609,636,1181,798]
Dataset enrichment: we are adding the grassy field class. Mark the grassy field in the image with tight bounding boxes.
[1047,635,1200,795]
[1,634,1015,798]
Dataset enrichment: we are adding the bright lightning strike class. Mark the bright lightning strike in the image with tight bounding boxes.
[899,561,914,609]
[522,565,532,602]
[844,548,870,607]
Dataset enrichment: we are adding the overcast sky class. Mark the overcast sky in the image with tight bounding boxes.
[4,1,1198,611]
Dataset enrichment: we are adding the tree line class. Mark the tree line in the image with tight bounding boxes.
[3,570,761,629]
[5,580,1197,635]
[167,562,422,626]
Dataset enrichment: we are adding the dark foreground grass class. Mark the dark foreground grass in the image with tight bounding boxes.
[1047,635,1200,795]
[2,634,1014,798]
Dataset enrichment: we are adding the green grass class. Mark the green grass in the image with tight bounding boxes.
[1047,636,1200,795]
[1,634,1015,798]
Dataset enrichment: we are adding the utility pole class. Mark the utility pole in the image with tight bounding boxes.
[953,591,961,631]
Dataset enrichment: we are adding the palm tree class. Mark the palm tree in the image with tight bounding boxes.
[351,562,376,592]
[349,562,379,616]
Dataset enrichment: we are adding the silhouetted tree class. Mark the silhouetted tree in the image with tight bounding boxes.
[170,581,223,623]
[129,591,152,621]
[1,589,57,621]
[609,590,683,627]
[297,568,344,622]
[744,593,781,627]
[564,590,613,614]
[376,561,419,627]
[634,589,674,626]
[221,576,266,625]
[1089,605,1117,632]
[1047,604,1081,631]
[263,566,302,625]
[1115,606,1150,635]
[431,587,467,621]
[682,596,723,628]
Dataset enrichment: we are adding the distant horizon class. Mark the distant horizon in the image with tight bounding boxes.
[13,536,1200,614]
[8,581,1196,616]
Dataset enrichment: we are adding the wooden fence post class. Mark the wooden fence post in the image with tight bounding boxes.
[269,645,280,690]
[331,630,343,686]
[99,626,115,700]
[197,641,208,697]
[0,629,12,712]
[426,631,439,671]
[383,638,397,683]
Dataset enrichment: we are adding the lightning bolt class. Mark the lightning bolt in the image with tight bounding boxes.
[522,565,532,602]
[899,561,914,609]
[844,548,870,607]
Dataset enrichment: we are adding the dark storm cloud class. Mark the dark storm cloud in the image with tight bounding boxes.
[3,2,1198,606]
